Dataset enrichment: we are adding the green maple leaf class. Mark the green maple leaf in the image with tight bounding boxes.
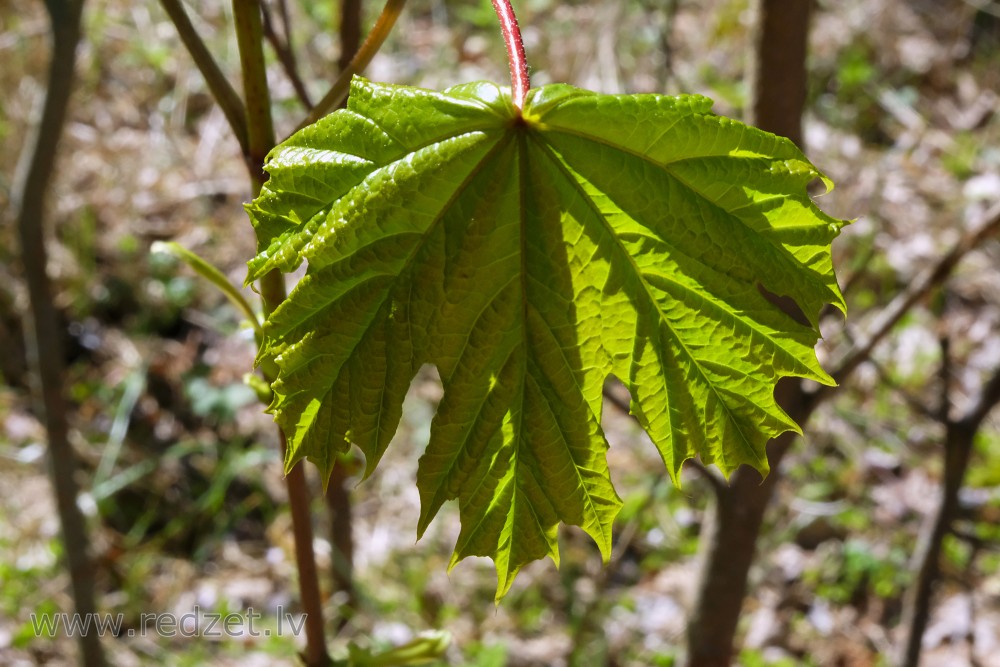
[247,76,847,599]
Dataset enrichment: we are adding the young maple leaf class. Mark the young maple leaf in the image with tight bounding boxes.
[246,76,847,599]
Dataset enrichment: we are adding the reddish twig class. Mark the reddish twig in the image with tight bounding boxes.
[490,0,529,110]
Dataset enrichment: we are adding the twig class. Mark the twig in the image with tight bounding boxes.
[601,385,727,494]
[865,355,939,421]
[294,0,407,133]
[261,1,313,109]
[937,334,953,422]
[13,1,106,665]
[961,363,1000,430]
[339,0,363,74]
[158,0,249,157]
[829,201,1000,387]
[899,347,1000,666]
[231,1,328,664]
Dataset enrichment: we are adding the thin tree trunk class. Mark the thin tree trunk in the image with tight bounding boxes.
[685,3,812,664]
[744,0,811,147]
[900,365,1000,667]
[12,2,105,666]
[899,422,974,667]
[339,0,363,73]
[686,382,818,666]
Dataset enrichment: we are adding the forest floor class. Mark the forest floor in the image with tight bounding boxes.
[2,0,1000,665]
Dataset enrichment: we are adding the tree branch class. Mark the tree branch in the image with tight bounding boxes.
[233,0,276,183]
[158,0,250,157]
[338,0,363,74]
[829,201,1000,386]
[601,385,728,495]
[261,0,313,109]
[962,363,1000,431]
[13,1,105,665]
[232,1,328,664]
[293,0,407,134]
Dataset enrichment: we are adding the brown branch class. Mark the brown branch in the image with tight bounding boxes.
[829,201,1000,387]
[158,0,250,157]
[601,385,728,495]
[899,339,960,667]
[962,363,1000,430]
[686,3,812,663]
[866,355,939,421]
[339,0,363,73]
[13,1,105,665]
[232,1,328,664]
[261,0,313,109]
[294,0,407,134]
[900,334,1000,666]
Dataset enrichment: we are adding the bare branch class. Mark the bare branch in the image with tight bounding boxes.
[339,0,364,72]
[601,385,728,495]
[962,363,1000,431]
[937,334,953,423]
[13,1,106,665]
[294,0,407,134]
[261,0,313,109]
[158,0,250,157]
[829,201,1000,386]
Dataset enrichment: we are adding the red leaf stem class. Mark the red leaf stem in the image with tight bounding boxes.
[491,0,529,110]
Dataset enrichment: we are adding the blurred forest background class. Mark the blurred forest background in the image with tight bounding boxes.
[2,0,1000,665]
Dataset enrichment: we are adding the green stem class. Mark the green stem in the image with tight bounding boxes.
[233,0,276,182]
[294,0,407,133]
[158,0,249,157]
[231,2,329,665]
[151,241,262,340]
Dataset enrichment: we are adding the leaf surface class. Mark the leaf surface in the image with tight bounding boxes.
[248,76,847,598]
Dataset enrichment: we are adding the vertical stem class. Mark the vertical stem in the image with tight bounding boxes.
[900,361,1000,667]
[686,398,813,667]
[322,0,364,616]
[338,0,363,74]
[899,422,975,667]
[490,0,529,109]
[233,0,276,184]
[14,1,106,666]
[232,2,329,665]
[744,0,811,147]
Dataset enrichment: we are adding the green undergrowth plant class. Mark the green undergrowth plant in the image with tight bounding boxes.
[247,0,848,599]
